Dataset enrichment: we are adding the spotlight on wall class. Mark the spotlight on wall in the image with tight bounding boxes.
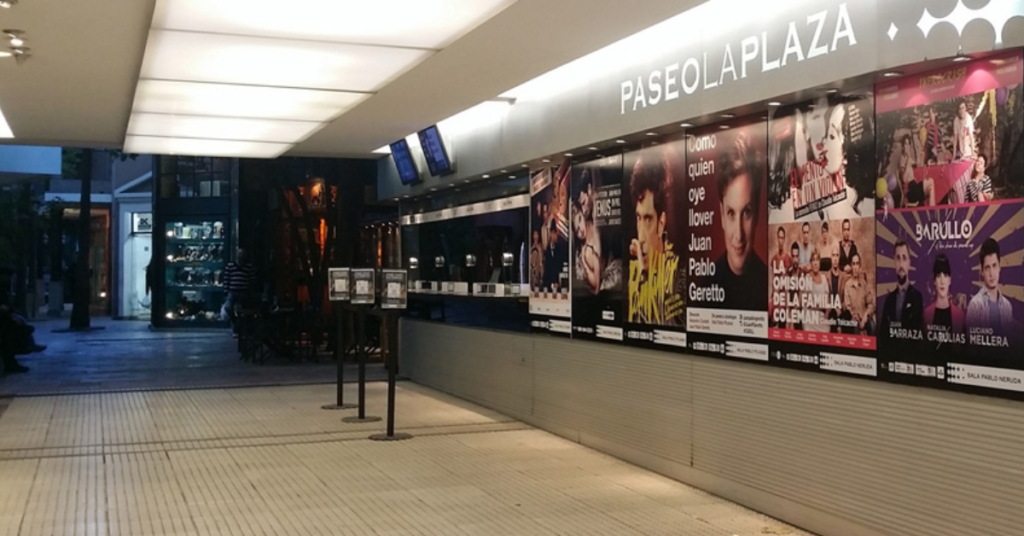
[0,1,18,9]
[3,29,24,47]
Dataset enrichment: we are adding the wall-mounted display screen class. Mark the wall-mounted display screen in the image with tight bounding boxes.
[390,138,421,185]
[417,125,453,176]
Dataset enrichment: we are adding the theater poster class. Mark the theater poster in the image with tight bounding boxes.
[529,161,572,335]
[875,52,1024,397]
[685,119,770,361]
[767,92,879,377]
[622,139,688,349]
[570,154,626,342]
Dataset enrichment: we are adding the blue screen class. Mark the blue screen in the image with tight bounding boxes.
[417,125,452,176]
[390,139,420,185]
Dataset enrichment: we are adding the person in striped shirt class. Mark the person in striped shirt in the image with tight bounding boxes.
[965,154,993,203]
[222,248,256,335]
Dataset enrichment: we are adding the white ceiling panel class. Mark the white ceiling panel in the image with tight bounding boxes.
[124,135,290,158]
[127,113,323,143]
[131,80,369,122]
[141,30,432,92]
[152,0,517,49]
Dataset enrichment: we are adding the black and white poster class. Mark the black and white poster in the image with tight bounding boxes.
[328,267,351,302]
[351,268,376,305]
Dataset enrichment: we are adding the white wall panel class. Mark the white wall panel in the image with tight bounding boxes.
[400,319,1024,536]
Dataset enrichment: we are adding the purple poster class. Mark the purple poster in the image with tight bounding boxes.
[876,201,1024,393]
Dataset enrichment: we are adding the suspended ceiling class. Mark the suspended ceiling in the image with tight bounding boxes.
[0,0,704,159]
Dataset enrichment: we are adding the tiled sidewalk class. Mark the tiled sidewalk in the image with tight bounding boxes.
[0,382,812,536]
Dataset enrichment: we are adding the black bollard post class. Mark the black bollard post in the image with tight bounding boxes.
[370,312,411,441]
[322,308,356,410]
[343,308,381,423]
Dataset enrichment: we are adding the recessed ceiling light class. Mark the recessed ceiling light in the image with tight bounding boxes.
[9,37,22,46]
[123,135,288,158]
[719,125,730,130]
[824,88,839,94]
[152,0,516,49]
[645,132,657,136]
[463,179,470,184]
[500,169,507,173]
[541,158,550,163]
[521,164,529,167]
[482,174,490,178]
[564,153,573,157]
[507,175,515,179]
[952,54,971,63]
[588,146,598,150]
[127,113,322,143]
[141,30,431,92]
[615,139,626,144]
[430,187,438,192]
[721,113,735,118]
[680,123,693,128]
[882,71,903,78]
[0,51,11,58]
[402,195,410,198]
[766,101,782,107]
[132,80,369,122]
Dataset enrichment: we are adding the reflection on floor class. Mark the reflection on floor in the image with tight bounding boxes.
[0,318,384,397]
[0,382,813,536]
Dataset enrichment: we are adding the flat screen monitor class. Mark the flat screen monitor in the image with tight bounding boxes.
[390,138,420,185]
[417,125,453,176]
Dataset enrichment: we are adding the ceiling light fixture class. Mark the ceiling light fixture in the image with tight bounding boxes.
[766,101,782,107]
[952,47,971,62]
[645,132,657,136]
[564,153,573,157]
[680,123,693,128]
[0,1,17,8]
[541,158,551,163]
[615,139,626,144]
[721,113,735,118]
[482,174,490,178]
[882,71,903,78]
[588,146,598,150]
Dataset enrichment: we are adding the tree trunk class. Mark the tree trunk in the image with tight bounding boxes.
[69,151,92,330]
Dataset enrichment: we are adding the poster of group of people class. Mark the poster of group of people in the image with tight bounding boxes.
[767,93,879,376]
[524,52,1024,399]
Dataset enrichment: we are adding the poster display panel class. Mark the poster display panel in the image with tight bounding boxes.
[875,53,1024,396]
[685,119,770,361]
[381,269,408,309]
[570,155,626,341]
[621,139,688,349]
[767,93,879,374]
[529,161,572,335]
[328,268,351,302]
[351,269,376,305]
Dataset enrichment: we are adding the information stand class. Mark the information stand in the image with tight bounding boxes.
[369,309,412,441]
[341,306,382,423]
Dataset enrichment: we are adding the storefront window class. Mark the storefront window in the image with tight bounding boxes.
[159,156,232,198]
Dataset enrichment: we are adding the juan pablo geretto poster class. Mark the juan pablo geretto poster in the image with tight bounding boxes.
[529,161,572,335]
[685,119,770,361]
[766,92,879,376]
[875,52,1024,395]
[622,139,688,349]
[570,154,626,342]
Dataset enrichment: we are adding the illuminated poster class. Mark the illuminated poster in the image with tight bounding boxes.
[622,139,688,349]
[875,53,1024,396]
[685,119,770,361]
[570,155,626,342]
[767,92,878,375]
[529,161,572,335]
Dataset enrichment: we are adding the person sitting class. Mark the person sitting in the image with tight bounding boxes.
[0,301,46,374]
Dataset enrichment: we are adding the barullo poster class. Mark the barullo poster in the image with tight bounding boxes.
[874,52,1024,396]
[570,155,625,341]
